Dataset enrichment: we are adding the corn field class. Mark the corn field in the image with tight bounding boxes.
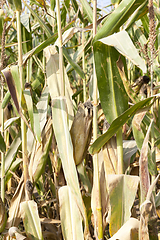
[0,0,160,239]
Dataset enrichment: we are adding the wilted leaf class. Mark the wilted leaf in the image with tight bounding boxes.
[123,140,138,170]
[59,186,84,240]
[132,109,148,150]
[52,97,90,238]
[108,217,139,240]
[2,67,33,134]
[102,136,117,175]
[107,174,139,236]
[99,31,146,73]
[139,175,159,240]
[29,117,53,183]
[44,46,74,129]
[139,121,152,204]
[20,200,44,240]
[92,152,109,234]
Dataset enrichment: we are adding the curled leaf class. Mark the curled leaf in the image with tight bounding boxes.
[29,117,53,183]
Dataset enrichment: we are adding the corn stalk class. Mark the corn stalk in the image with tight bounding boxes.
[92,0,103,238]
[15,2,30,200]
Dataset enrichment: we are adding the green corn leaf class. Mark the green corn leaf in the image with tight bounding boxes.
[98,30,146,73]
[125,1,148,31]
[93,0,146,43]
[50,0,56,10]
[79,0,93,23]
[2,91,11,109]
[23,1,53,38]
[89,97,153,155]
[63,46,85,79]
[13,0,22,11]
[23,89,34,133]
[94,42,128,124]
[33,105,41,143]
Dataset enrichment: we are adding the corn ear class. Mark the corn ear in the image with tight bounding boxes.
[0,197,7,233]
[29,117,53,183]
[70,101,93,165]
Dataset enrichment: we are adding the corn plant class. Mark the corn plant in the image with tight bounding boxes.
[0,0,160,240]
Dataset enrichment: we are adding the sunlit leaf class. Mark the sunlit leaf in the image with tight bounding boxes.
[20,200,44,240]
[107,174,139,236]
[52,97,90,237]
[89,97,153,155]
[98,30,146,73]
[93,43,128,124]
[59,186,84,240]
[93,0,146,42]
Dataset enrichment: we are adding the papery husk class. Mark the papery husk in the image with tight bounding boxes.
[70,101,93,165]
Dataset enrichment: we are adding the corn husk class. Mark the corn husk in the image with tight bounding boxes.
[70,101,93,165]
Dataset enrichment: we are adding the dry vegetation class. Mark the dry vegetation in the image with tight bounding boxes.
[0,0,160,239]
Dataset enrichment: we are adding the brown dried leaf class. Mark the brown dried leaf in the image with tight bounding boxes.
[2,68,33,134]
[139,121,152,204]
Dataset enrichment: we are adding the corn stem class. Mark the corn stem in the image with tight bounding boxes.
[16,10,29,199]
[92,0,103,238]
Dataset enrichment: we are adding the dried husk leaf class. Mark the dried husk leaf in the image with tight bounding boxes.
[29,117,53,183]
[7,178,25,229]
[70,101,93,165]
[139,121,152,204]
[132,109,148,150]
[139,175,159,240]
